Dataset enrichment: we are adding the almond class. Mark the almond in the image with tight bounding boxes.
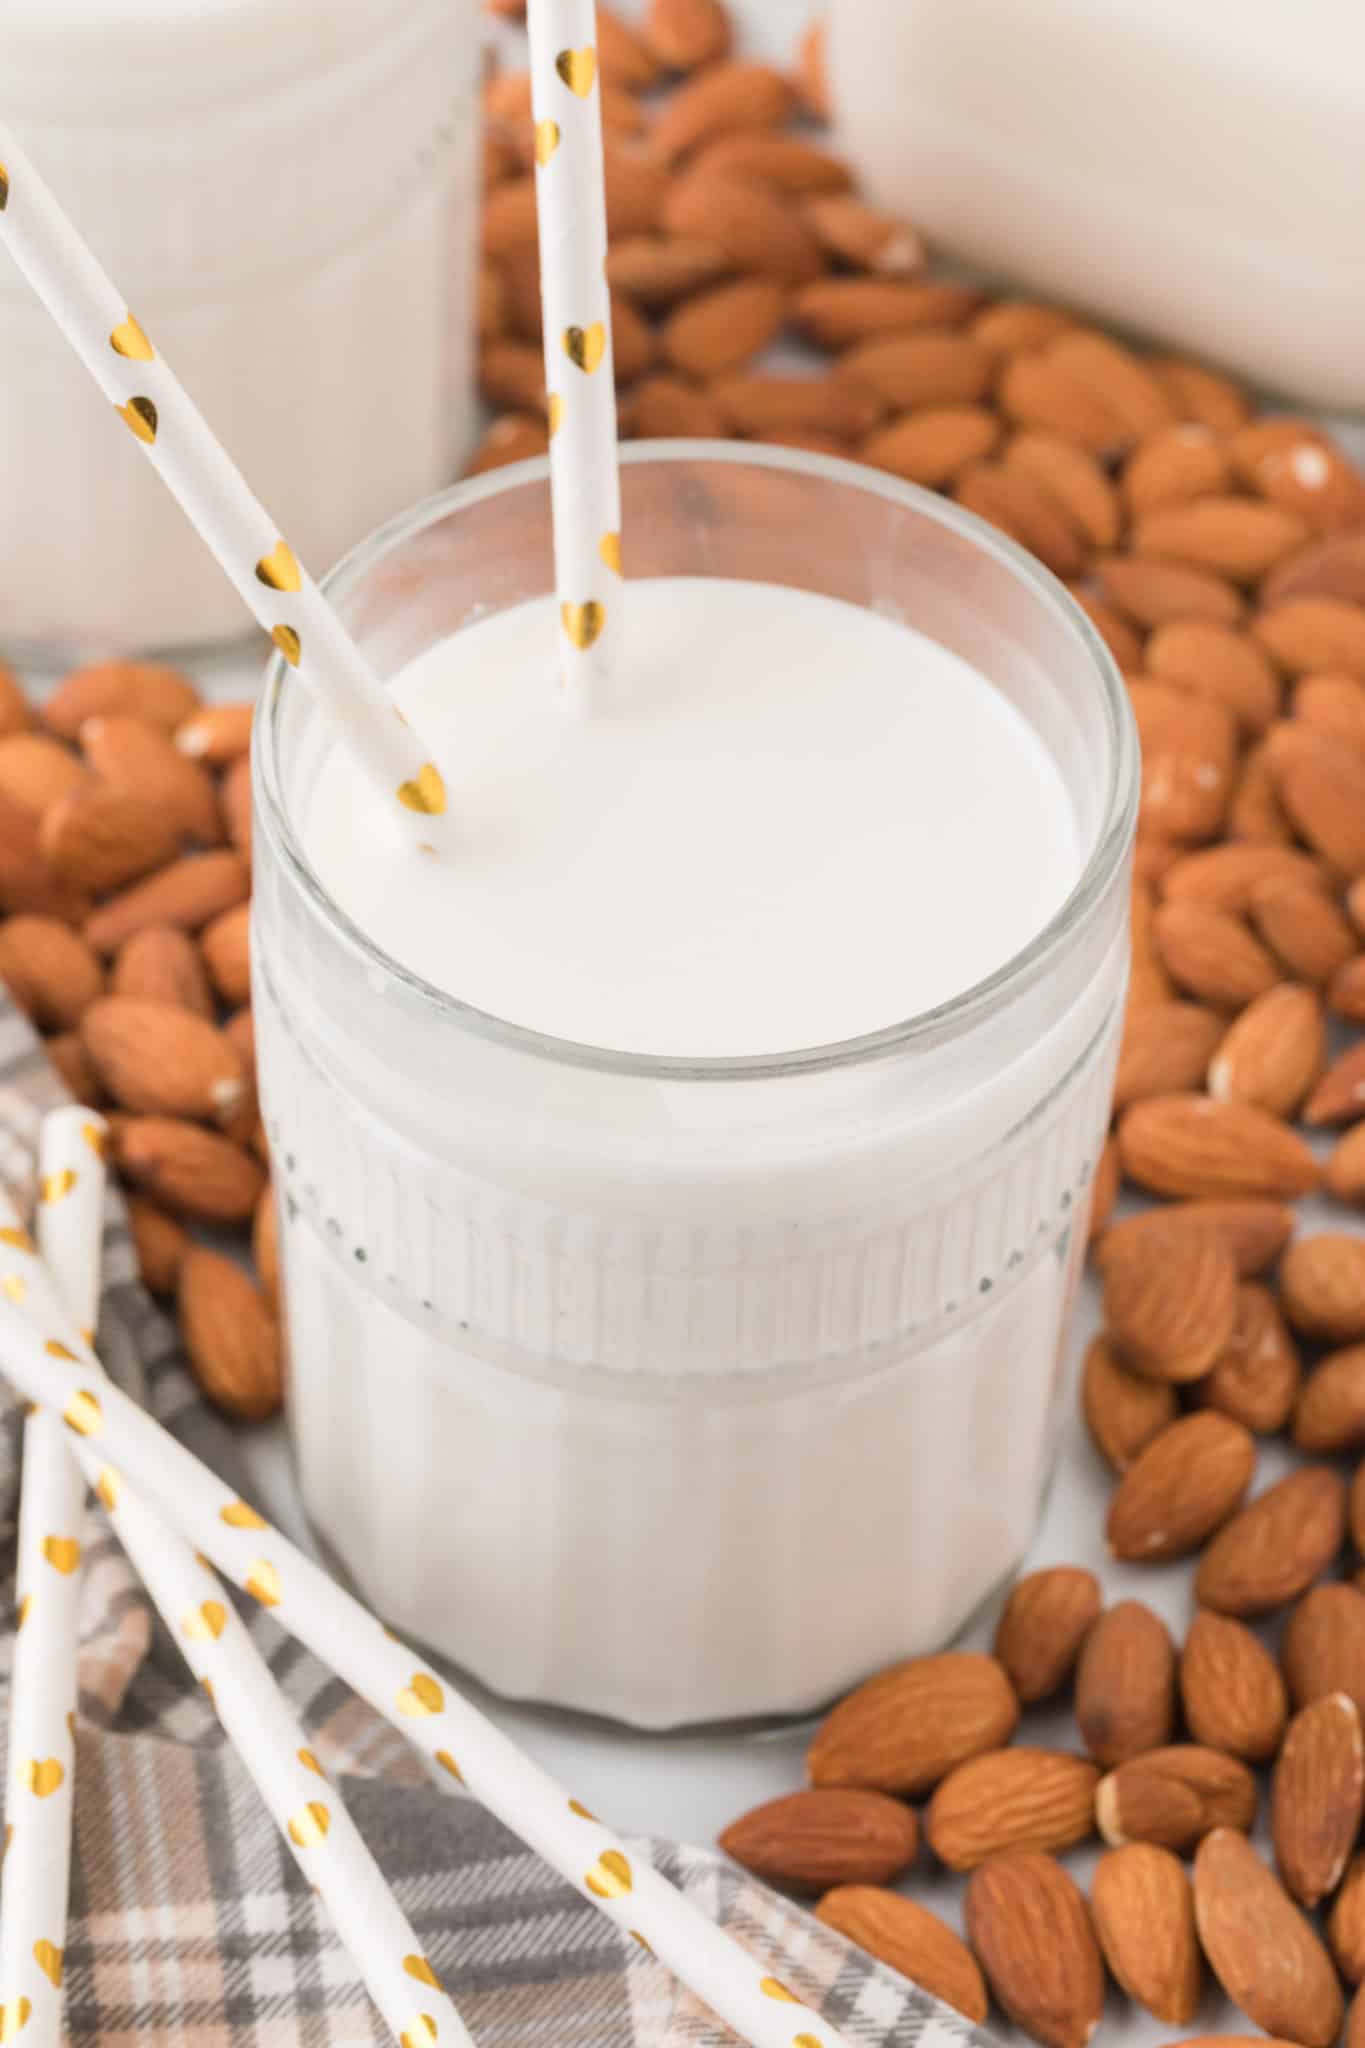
[1227,737,1295,843]
[1095,1745,1257,1852]
[1131,682,1238,845]
[0,788,92,924]
[1129,877,1175,1007]
[1334,1859,1365,1991]
[642,0,731,71]
[1250,877,1358,984]
[992,1565,1101,1704]
[46,1031,102,1104]
[1121,424,1232,518]
[813,1888,987,2023]
[1167,1198,1296,1275]
[708,373,883,438]
[1069,590,1143,673]
[465,413,550,476]
[661,275,787,378]
[126,1193,189,1297]
[1150,901,1278,1008]
[0,916,103,1031]
[200,902,251,1008]
[84,852,250,956]
[1293,671,1365,753]
[1270,1692,1363,1908]
[1265,719,1365,872]
[178,1245,281,1422]
[606,237,733,309]
[1328,1123,1365,1203]
[1117,1094,1320,1201]
[840,329,996,412]
[1193,1828,1343,2048]
[80,998,247,1125]
[1255,596,1365,680]
[1080,1333,1178,1472]
[1207,982,1325,1117]
[1194,1466,1346,1615]
[794,277,983,348]
[1281,1582,1365,1720]
[607,291,657,385]
[1095,554,1244,629]
[807,1650,1019,1796]
[80,713,222,847]
[114,1115,266,1223]
[1179,1611,1288,1763]
[1043,330,1176,443]
[860,404,1001,487]
[38,786,182,896]
[1253,442,1365,536]
[997,352,1127,456]
[717,1787,917,1892]
[1074,1600,1176,1766]
[1292,1343,1365,1452]
[1306,1042,1365,1126]
[1193,1281,1301,1435]
[1330,954,1365,1022]
[1086,1134,1120,1242]
[475,261,508,343]
[1147,356,1251,433]
[1133,497,1310,584]
[1160,841,1325,911]
[1089,1843,1201,2025]
[1100,1210,1238,1382]
[1106,1412,1255,1562]
[252,1181,279,1312]
[111,925,215,1020]
[594,5,661,89]
[802,195,924,274]
[1280,1233,1365,1342]
[969,299,1078,357]
[0,663,33,737]
[1144,621,1281,732]
[794,16,829,120]
[0,733,87,816]
[1352,1463,1365,1560]
[174,702,253,767]
[1228,415,1333,488]
[43,661,200,741]
[925,1748,1098,1870]
[620,374,726,438]
[964,1852,1104,2048]
[953,463,1086,579]
[1263,525,1365,606]
[478,339,546,414]
[651,60,793,161]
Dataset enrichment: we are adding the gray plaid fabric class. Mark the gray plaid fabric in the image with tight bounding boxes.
[0,996,989,2046]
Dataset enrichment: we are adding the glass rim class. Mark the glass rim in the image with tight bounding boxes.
[255,440,1139,1083]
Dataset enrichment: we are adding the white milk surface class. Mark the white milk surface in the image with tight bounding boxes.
[303,577,1080,1058]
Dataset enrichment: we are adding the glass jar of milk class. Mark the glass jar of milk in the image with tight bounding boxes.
[252,447,1137,1729]
[0,0,478,660]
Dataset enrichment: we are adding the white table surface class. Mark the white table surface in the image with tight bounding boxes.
[150,2,1347,2037]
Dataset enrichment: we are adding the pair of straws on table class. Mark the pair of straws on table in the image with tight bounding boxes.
[0,1108,847,2048]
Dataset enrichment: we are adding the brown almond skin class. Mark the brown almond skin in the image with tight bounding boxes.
[79,712,223,847]
[717,1787,917,1892]
[1098,1197,1295,1278]
[200,902,251,1009]
[126,1194,189,1298]
[807,1651,1019,1797]
[1096,1745,1258,1853]
[252,1183,279,1312]
[1090,1843,1201,2024]
[1112,1001,1226,1113]
[1270,1692,1364,1908]
[1306,1042,1365,1127]
[1293,1342,1365,1451]
[39,785,183,895]
[178,1246,281,1422]
[112,925,215,1020]
[1192,1282,1300,1435]
[42,659,199,740]
[924,1748,1098,1871]
[1194,1466,1347,1616]
[1161,841,1325,911]
[642,0,732,72]
[84,852,250,956]
[114,1116,265,1224]
[992,1565,1100,1704]
[1207,981,1326,1119]
[814,1889,987,2024]
[46,1031,103,1105]
[1150,901,1281,1010]
[220,756,251,864]
[661,276,787,380]
[1118,1093,1321,1201]
[1281,1582,1365,1719]
[1353,1460,1365,1557]
[0,916,103,1032]
[1179,1611,1288,1763]
[964,1852,1104,2048]
[651,60,795,163]
[80,998,246,1125]
[1101,1213,1238,1382]
[1106,1412,1255,1563]
[1330,1852,1365,1984]
[1327,1123,1365,1204]
[1280,1234,1365,1344]
[1074,1600,1177,1767]
[1080,1333,1177,1473]
[1193,1828,1343,2048]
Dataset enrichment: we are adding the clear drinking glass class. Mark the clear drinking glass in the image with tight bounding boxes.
[252,446,1138,1730]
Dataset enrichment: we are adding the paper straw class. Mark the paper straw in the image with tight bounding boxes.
[0,1260,848,2048]
[528,0,624,708]
[0,125,448,842]
[2,1129,477,2048]
[0,1109,106,2048]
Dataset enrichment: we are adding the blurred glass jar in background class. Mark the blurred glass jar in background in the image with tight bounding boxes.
[0,0,480,662]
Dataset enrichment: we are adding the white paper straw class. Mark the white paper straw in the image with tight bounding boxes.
[0,1109,106,2048]
[2,1124,477,2048]
[528,0,624,709]
[0,125,448,844]
[0,1253,848,2048]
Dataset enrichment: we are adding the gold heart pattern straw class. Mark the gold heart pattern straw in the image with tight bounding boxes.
[0,123,448,845]
[0,1108,106,2048]
[528,0,624,706]
[0,1222,851,2048]
[0,1120,477,2048]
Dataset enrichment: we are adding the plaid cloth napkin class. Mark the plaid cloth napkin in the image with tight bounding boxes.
[0,997,988,2048]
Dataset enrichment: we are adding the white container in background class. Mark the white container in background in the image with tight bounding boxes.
[829,0,1365,410]
[0,0,480,659]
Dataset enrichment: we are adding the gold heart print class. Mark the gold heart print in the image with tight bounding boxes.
[396,1672,444,1718]
[182,1601,227,1642]
[793,2036,824,2048]
[0,166,9,213]
[256,539,301,593]
[599,532,622,576]
[287,1801,330,1848]
[0,1227,32,1253]
[221,1499,267,1530]
[562,601,605,651]
[396,763,447,816]
[40,1170,76,1204]
[1,1275,24,1305]
[434,1750,463,1784]
[82,1121,108,1158]
[563,323,606,375]
[271,624,301,667]
[630,1931,654,1956]
[116,396,157,445]
[534,120,561,166]
[95,1467,120,1510]
[400,2018,438,2048]
[759,1978,799,2002]
[16,1595,29,1631]
[245,1560,281,1608]
[110,315,153,363]
[547,393,564,438]
[0,2001,30,2044]
[403,1957,442,1990]
[584,1848,633,1900]
[20,1759,63,1799]
[63,1390,101,1438]
[42,1537,80,1576]
[31,1943,62,1990]
[555,45,597,95]
[568,1798,598,1821]
[45,1340,77,1361]
[297,1748,323,1776]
